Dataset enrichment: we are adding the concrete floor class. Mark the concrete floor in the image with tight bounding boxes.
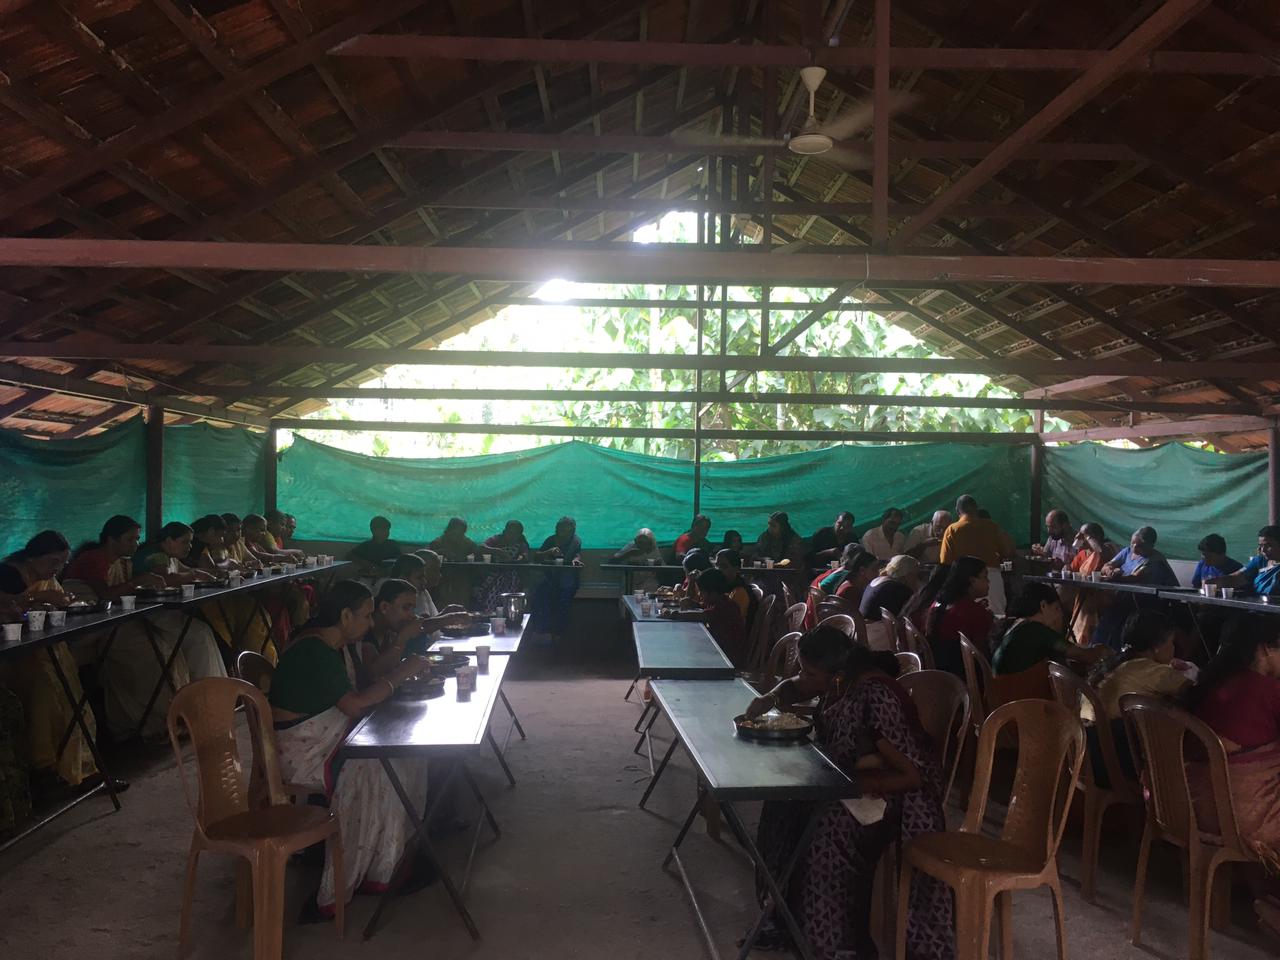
[0,634,1275,960]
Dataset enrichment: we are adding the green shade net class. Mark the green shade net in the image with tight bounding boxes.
[280,436,1032,549]
[163,423,265,523]
[1043,442,1268,560]
[0,419,146,556]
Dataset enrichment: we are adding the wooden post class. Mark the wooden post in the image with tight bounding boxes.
[145,405,164,539]
[1269,423,1279,526]
[264,424,278,515]
[1029,411,1045,547]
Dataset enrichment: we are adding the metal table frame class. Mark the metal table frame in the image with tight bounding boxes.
[0,603,160,856]
[643,679,857,960]
[340,654,520,940]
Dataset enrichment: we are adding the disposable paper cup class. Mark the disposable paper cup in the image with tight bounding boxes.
[48,610,66,627]
[26,610,46,631]
[120,595,136,611]
[490,617,506,635]
[1221,587,1235,599]
[181,584,196,599]
[1090,572,1101,582]
[475,645,491,673]
[304,556,315,567]
[466,554,475,562]
[438,645,454,654]
[648,558,659,566]
[2,623,20,642]
[554,558,564,565]
[765,559,775,569]
[633,589,645,599]
[640,601,653,616]
[228,574,242,587]
[481,554,491,563]
[455,665,476,700]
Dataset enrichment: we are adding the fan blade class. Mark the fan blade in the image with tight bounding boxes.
[670,130,784,149]
[819,91,917,142]
[824,144,873,171]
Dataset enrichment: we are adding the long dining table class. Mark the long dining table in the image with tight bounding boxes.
[133,561,354,736]
[644,678,859,960]
[0,601,161,855]
[340,652,516,941]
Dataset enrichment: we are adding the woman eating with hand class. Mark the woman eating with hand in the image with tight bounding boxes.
[745,627,954,959]
[269,580,435,921]
[989,581,1106,706]
[186,514,274,660]
[0,531,106,791]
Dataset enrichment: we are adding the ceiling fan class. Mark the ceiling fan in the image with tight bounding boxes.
[675,66,913,167]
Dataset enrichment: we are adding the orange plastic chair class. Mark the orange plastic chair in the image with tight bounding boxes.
[900,616,936,671]
[168,678,344,959]
[895,699,1085,960]
[1120,694,1259,960]
[235,650,274,692]
[764,631,803,688]
[1047,662,1144,903]
[783,601,808,634]
[959,633,993,736]
[899,669,970,807]
[895,651,922,674]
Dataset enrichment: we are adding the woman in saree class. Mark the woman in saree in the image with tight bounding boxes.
[1188,617,1280,941]
[1065,522,1117,644]
[0,532,110,790]
[78,520,227,739]
[220,513,264,573]
[745,627,955,959]
[527,517,584,643]
[186,514,275,662]
[268,580,433,919]
[474,520,531,612]
[242,513,309,647]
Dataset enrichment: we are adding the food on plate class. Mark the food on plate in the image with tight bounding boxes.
[737,711,809,732]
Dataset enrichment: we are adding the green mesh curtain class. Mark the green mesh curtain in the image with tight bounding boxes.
[280,437,1032,549]
[162,423,265,523]
[0,419,146,556]
[1043,442,1268,560]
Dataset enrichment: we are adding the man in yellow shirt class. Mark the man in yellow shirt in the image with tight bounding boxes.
[939,494,1011,615]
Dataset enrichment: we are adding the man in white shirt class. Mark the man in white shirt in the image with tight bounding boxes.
[861,508,906,561]
[904,510,951,564]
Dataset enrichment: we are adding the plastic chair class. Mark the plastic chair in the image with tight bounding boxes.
[744,593,777,673]
[899,669,970,807]
[235,650,275,692]
[781,580,795,610]
[817,594,857,619]
[895,651,922,674]
[818,613,858,640]
[764,631,803,688]
[168,678,344,959]
[783,601,807,634]
[899,616,936,671]
[959,633,993,736]
[895,699,1085,960]
[1120,694,1259,960]
[1047,662,1144,903]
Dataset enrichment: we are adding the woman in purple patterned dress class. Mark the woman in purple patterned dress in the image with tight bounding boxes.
[745,626,955,960]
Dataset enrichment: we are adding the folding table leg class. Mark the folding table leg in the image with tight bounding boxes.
[457,762,502,898]
[46,645,121,810]
[633,700,654,733]
[498,689,526,740]
[54,626,119,762]
[364,760,481,942]
[486,728,517,787]
[623,671,640,702]
[134,615,193,739]
[633,706,660,754]
[638,736,680,809]
[721,802,822,960]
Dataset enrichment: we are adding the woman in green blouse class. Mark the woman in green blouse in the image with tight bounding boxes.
[270,580,429,918]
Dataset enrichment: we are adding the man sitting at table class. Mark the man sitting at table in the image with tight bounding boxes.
[1192,533,1242,589]
[348,515,404,574]
[939,495,1011,615]
[696,570,748,668]
[674,515,712,560]
[808,510,856,564]
[904,509,950,564]
[1030,509,1073,567]
[429,517,479,562]
[1207,525,1280,597]
[861,507,906,561]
